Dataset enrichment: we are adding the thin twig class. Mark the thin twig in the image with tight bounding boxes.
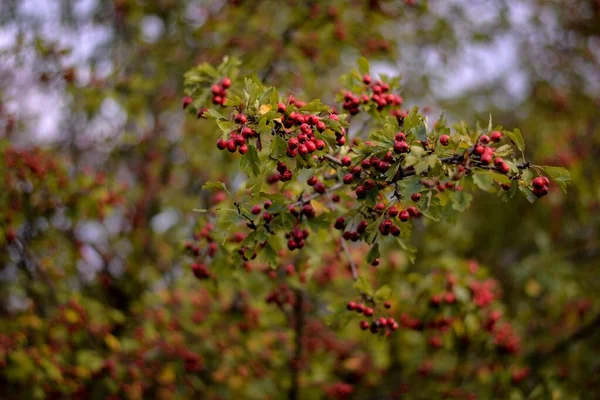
[341,239,359,280]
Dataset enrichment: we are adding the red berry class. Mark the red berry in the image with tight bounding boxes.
[314,182,326,193]
[277,103,287,113]
[532,177,546,189]
[238,144,248,154]
[226,140,237,153]
[251,205,261,215]
[341,156,352,166]
[439,135,450,146]
[360,321,370,330]
[406,206,419,217]
[387,206,399,217]
[364,307,374,317]
[334,217,346,230]
[399,210,410,222]
[480,153,492,165]
[395,132,406,141]
[479,135,491,144]
[498,162,510,174]
[307,176,318,186]
[362,74,372,85]
[357,220,368,234]
[264,200,272,209]
[533,186,549,198]
[234,114,247,124]
[411,193,421,202]
[182,96,193,109]
[384,301,391,309]
[347,301,357,311]
[221,77,231,88]
[393,140,410,154]
[494,157,504,167]
[343,174,354,184]
[490,131,502,142]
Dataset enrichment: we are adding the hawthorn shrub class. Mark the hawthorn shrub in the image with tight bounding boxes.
[2,1,598,398]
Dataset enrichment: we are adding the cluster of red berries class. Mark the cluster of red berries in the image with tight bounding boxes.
[265,284,296,307]
[342,74,403,115]
[282,111,333,157]
[267,162,293,183]
[210,77,231,105]
[307,175,327,194]
[215,113,259,155]
[392,131,411,154]
[532,176,550,198]
[185,224,218,280]
[250,199,276,225]
[429,291,456,306]
[285,224,311,251]
[346,300,399,334]
[334,217,368,242]
[191,262,211,279]
[469,131,511,174]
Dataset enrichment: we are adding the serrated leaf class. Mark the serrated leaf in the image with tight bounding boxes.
[261,242,278,267]
[240,145,260,176]
[374,285,392,302]
[450,191,473,212]
[202,181,230,195]
[539,165,571,193]
[507,129,525,154]
[414,155,438,175]
[299,99,331,113]
[473,171,494,191]
[493,144,513,157]
[518,185,537,203]
[409,122,427,142]
[206,108,226,120]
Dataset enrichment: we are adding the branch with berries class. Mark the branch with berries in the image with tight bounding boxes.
[182,56,571,334]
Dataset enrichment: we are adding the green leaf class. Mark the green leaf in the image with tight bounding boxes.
[202,181,230,195]
[539,165,571,193]
[261,242,278,268]
[353,276,373,296]
[409,122,427,142]
[403,106,421,132]
[414,155,438,175]
[472,170,494,191]
[299,99,331,113]
[306,214,331,232]
[374,285,392,302]
[518,185,537,203]
[450,191,473,212]
[507,129,525,154]
[206,108,226,120]
[357,57,370,75]
[240,145,261,176]
[366,243,380,264]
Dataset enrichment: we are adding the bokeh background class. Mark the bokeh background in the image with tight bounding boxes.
[0,1,599,399]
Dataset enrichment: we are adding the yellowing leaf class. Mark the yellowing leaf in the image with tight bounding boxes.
[104,334,120,351]
[158,363,176,384]
[259,104,272,115]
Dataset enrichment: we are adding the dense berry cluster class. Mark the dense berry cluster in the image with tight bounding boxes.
[532,176,550,198]
[342,74,404,115]
[346,300,399,335]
